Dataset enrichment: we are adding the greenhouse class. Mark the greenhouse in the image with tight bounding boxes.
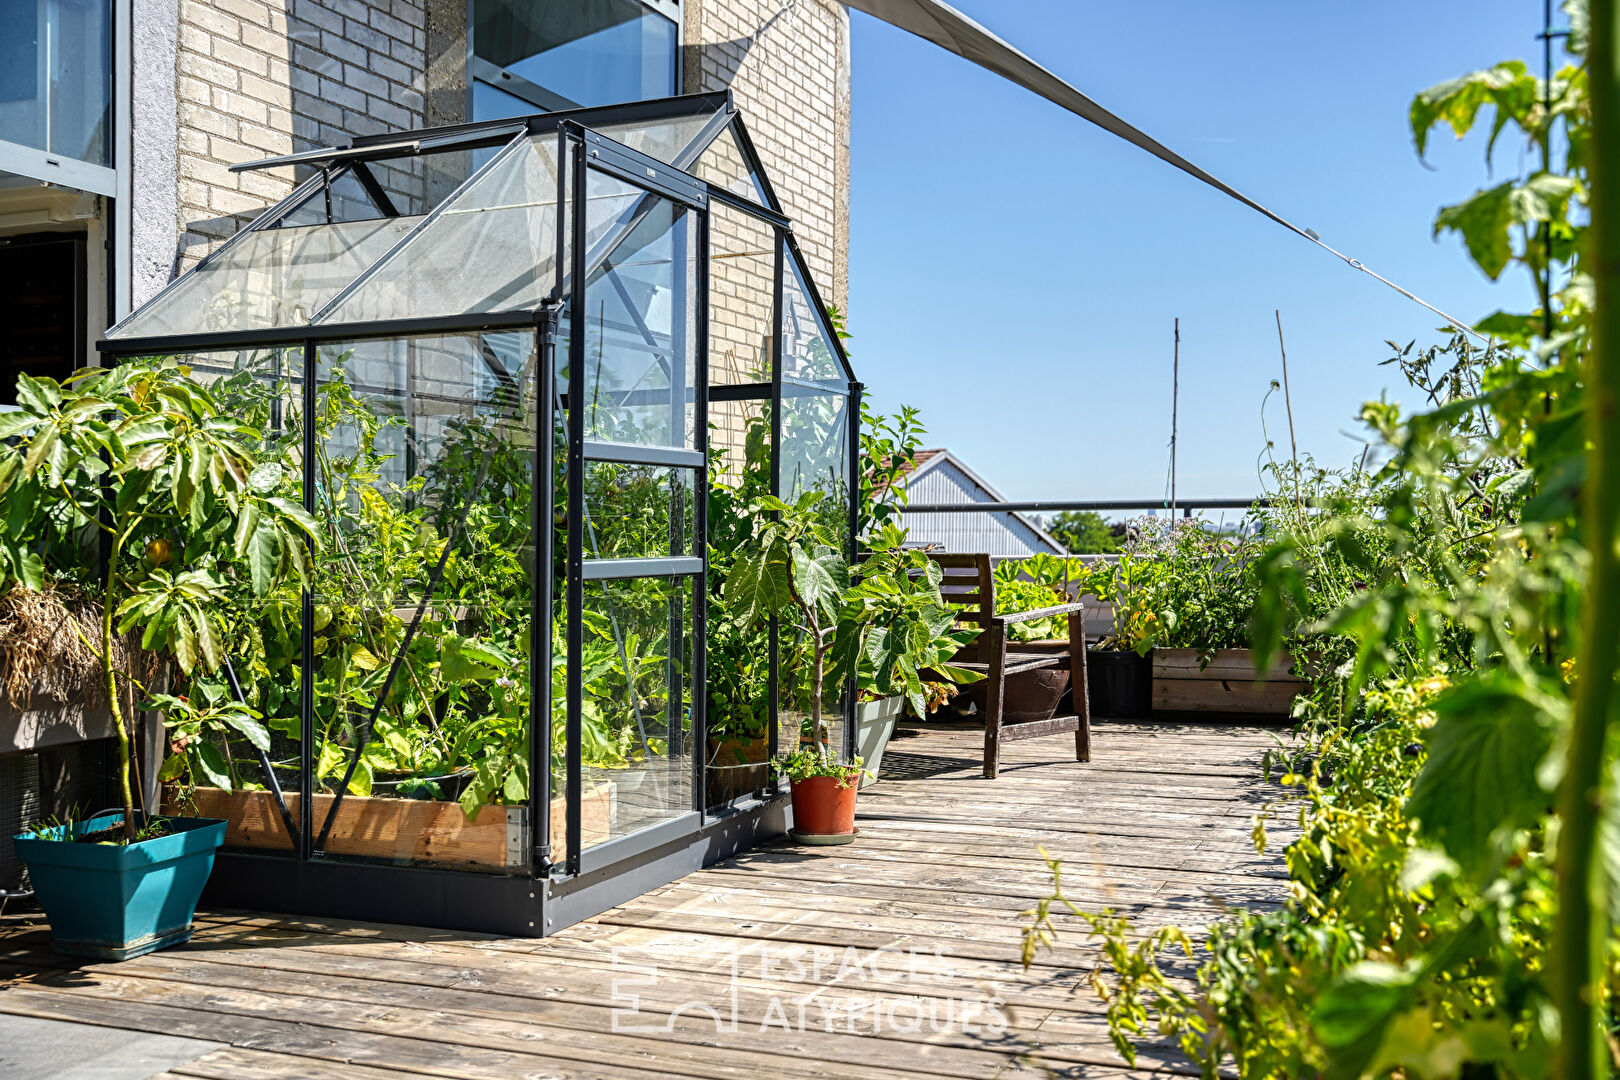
[96,91,859,935]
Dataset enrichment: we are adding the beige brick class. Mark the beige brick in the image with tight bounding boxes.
[240,22,283,53]
[179,51,241,90]
[213,38,270,77]
[180,0,239,40]
[241,72,291,109]
[241,121,295,153]
[212,87,271,125]
[213,0,270,26]
[210,186,264,215]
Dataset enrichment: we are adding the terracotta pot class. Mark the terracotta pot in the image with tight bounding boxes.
[789,775,858,836]
[967,666,1071,724]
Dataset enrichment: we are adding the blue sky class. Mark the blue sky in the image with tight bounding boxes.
[846,1,1547,506]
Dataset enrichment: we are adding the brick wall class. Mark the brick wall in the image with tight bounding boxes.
[172,0,429,261]
[685,0,849,311]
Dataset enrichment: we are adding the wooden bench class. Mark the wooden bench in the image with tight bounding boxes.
[927,553,1092,779]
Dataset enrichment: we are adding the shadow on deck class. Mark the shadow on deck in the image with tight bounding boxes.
[0,717,1295,1080]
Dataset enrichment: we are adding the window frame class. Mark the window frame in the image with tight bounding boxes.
[466,0,683,120]
[0,0,119,195]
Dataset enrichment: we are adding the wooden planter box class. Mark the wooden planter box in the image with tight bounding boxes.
[1151,649,1306,716]
[177,783,615,873]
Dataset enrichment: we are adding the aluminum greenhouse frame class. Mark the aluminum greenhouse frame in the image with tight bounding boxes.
[98,91,859,935]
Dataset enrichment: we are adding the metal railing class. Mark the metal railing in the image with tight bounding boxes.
[900,498,1271,517]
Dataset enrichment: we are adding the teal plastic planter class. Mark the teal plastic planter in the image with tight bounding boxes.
[13,814,227,961]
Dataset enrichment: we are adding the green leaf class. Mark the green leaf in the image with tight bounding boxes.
[248,462,284,493]
[233,500,261,557]
[441,635,506,682]
[1405,673,1565,871]
[265,497,320,543]
[0,412,41,440]
[191,607,223,672]
[247,522,278,596]
[1312,961,1418,1079]
[21,426,59,481]
[723,547,792,626]
[14,374,61,414]
[220,710,271,753]
[791,543,845,620]
[190,740,232,790]
[503,758,528,803]
[1433,181,1515,280]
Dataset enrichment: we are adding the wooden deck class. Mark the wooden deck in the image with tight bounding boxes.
[0,718,1293,1079]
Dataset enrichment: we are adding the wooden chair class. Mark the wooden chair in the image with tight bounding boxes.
[928,553,1092,779]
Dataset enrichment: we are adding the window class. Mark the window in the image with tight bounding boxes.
[0,0,112,184]
[471,0,678,118]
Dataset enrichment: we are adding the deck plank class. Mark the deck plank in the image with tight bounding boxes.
[0,718,1294,1079]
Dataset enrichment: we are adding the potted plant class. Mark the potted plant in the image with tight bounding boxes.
[1076,556,1162,719]
[844,523,982,785]
[2,360,317,958]
[724,490,869,841]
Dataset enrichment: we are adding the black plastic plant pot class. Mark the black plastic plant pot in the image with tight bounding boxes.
[1087,649,1153,718]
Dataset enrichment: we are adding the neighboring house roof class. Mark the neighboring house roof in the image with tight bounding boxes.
[895,448,1068,558]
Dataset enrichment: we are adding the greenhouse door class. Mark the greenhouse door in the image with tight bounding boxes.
[555,126,708,882]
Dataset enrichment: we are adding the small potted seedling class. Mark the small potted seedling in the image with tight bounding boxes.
[4,362,316,958]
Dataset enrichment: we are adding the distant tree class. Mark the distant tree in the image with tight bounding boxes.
[1047,510,1121,554]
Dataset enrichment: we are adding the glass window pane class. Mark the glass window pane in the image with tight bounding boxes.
[590,112,721,169]
[0,0,110,166]
[779,387,850,504]
[776,387,851,763]
[310,331,538,874]
[473,0,676,108]
[473,78,539,121]
[705,397,772,808]
[780,248,849,387]
[564,170,697,448]
[319,136,561,324]
[578,575,693,849]
[583,462,694,561]
[138,349,306,856]
[275,169,390,228]
[708,201,776,386]
[691,124,771,206]
[108,217,423,338]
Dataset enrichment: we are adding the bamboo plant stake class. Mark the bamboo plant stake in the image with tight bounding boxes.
[1275,310,1303,511]
[1556,2,1619,1076]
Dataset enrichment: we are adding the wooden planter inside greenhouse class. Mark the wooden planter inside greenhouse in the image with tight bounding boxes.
[1151,649,1307,716]
[176,784,615,872]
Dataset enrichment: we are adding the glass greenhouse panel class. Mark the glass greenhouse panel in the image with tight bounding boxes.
[275,168,392,227]
[590,109,720,168]
[319,137,563,324]
[778,386,850,505]
[780,248,849,387]
[108,218,422,338]
[690,123,771,206]
[582,462,694,561]
[145,348,308,855]
[308,332,538,874]
[704,397,772,806]
[568,170,697,448]
[707,200,777,387]
[775,385,851,764]
[578,575,693,850]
